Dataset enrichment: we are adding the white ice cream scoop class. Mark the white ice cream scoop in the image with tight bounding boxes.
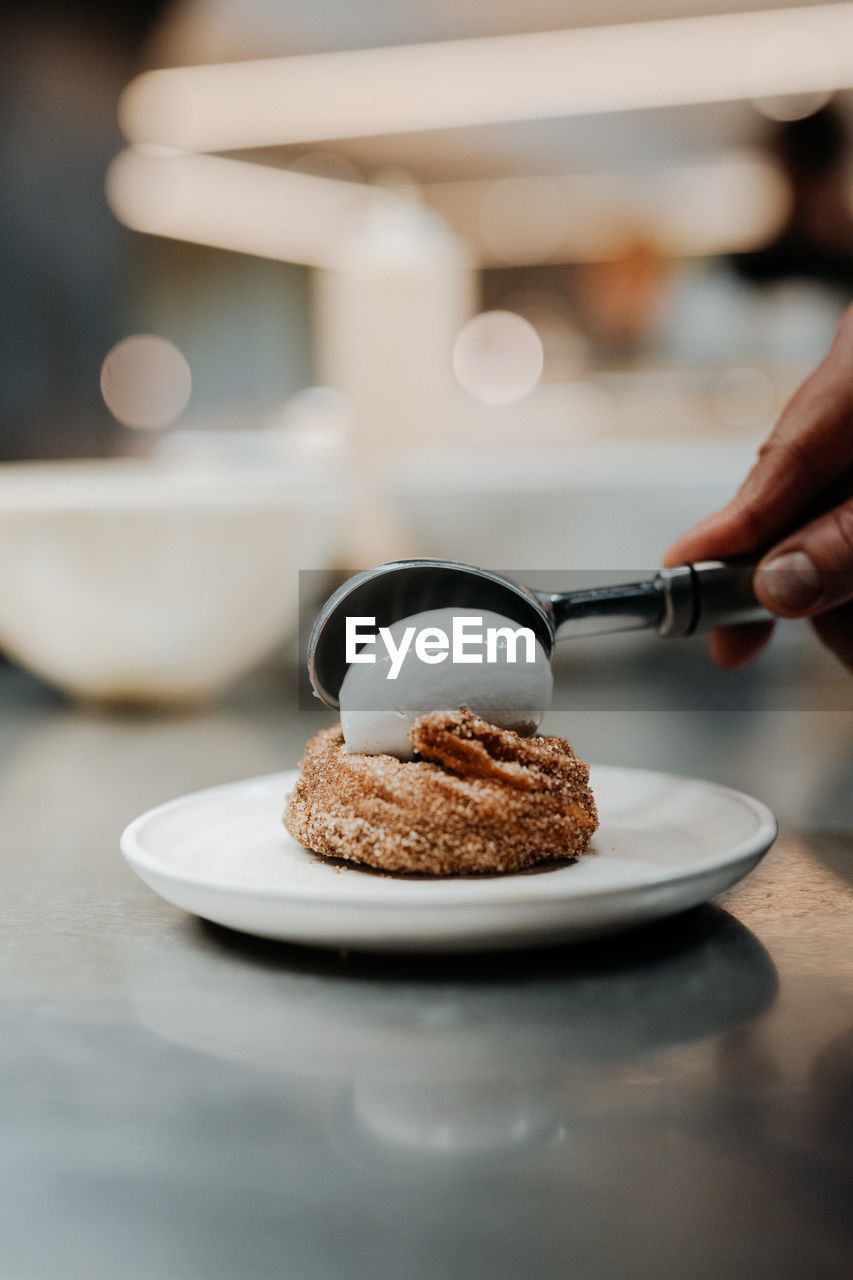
[338,606,553,758]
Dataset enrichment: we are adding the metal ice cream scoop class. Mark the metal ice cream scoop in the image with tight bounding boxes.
[307,559,770,708]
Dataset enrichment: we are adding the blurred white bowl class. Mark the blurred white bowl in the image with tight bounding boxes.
[386,441,757,572]
[0,460,347,704]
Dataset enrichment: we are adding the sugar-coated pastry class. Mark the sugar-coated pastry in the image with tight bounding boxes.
[285,707,597,876]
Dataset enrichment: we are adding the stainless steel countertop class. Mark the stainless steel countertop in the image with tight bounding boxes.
[2,641,852,1280]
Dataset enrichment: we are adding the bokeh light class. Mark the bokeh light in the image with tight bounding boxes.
[714,366,776,428]
[100,335,192,429]
[748,30,836,122]
[452,312,544,406]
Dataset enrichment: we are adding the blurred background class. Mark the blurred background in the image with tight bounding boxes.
[4,0,853,704]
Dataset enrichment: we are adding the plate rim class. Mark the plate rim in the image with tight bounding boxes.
[119,764,778,907]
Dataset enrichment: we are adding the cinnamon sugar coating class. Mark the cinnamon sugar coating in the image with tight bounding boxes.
[284,707,598,875]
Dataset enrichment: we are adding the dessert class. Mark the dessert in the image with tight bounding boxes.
[284,706,598,876]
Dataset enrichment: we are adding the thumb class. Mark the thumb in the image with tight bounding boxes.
[753,499,853,617]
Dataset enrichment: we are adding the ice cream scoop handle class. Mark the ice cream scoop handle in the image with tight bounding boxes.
[548,560,770,642]
[656,560,770,638]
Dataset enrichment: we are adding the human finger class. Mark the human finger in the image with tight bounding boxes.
[708,621,776,670]
[753,497,853,618]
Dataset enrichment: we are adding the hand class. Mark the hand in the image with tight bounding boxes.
[664,305,853,672]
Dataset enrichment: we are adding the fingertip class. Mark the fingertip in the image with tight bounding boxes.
[753,550,822,617]
[663,531,710,568]
[708,621,775,670]
[662,544,686,569]
[662,508,749,568]
[663,516,719,566]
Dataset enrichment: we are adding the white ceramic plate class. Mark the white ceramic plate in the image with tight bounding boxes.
[120,767,777,952]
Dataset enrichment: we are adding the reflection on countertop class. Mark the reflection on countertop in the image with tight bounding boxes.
[0,654,852,1279]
